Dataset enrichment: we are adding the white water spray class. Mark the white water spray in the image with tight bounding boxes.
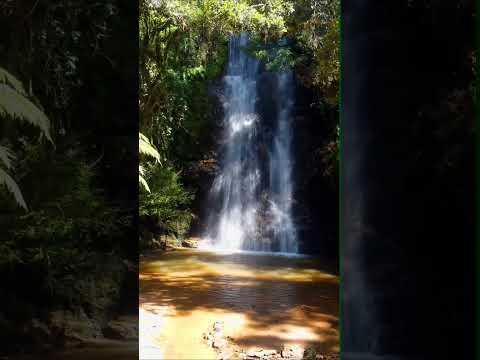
[204,34,297,253]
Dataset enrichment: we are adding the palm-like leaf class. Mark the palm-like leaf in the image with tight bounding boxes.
[0,83,52,143]
[0,167,27,210]
[0,68,28,95]
[139,132,160,162]
[139,133,160,193]
[0,67,53,210]
[0,145,15,169]
[139,164,151,192]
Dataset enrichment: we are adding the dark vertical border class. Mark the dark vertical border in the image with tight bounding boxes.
[338,0,344,358]
[476,1,480,359]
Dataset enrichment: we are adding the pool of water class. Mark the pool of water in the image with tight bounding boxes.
[140,249,339,359]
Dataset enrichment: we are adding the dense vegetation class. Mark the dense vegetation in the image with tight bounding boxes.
[0,0,137,354]
[139,0,340,248]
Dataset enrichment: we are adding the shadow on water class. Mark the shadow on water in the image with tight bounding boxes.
[140,249,339,356]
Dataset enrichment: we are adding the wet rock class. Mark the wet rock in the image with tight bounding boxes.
[205,321,230,352]
[49,309,102,343]
[218,349,234,359]
[213,338,228,349]
[103,319,138,340]
[181,238,199,248]
[281,344,304,359]
[302,347,339,360]
[246,349,268,358]
[303,347,316,360]
[213,321,224,333]
[263,349,278,356]
[246,349,259,357]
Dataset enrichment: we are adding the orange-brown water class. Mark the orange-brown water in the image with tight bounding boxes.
[140,249,339,359]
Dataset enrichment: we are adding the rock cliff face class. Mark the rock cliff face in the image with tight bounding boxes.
[291,81,338,262]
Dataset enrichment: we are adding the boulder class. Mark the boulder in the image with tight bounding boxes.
[103,319,138,340]
[181,238,199,248]
[49,309,102,343]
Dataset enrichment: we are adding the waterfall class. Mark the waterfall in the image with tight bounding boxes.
[267,71,297,253]
[203,33,297,253]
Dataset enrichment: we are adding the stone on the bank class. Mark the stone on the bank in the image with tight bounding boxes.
[262,349,277,356]
[213,321,224,334]
[218,349,234,359]
[49,309,101,342]
[181,238,199,248]
[280,344,304,359]
[103,319,138,340]
[246,349,268,358]
[213,338,228,349]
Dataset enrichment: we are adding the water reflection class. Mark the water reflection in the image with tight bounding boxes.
[140,250,339,358]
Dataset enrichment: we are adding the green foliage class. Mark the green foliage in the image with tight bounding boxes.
[1,1,137,326]
[1,141,131,310]
[138,0,340,242]
[319,124,339,181]
[139,132,161,163]
[8,142,130,245]
[0,68,52,142]
[0,67,53,210]
[248,44,297,71]
[140,166,194,238]
[20,1,116,112]
[139,132,161,192]
[0,241,126,310]
[139,0,297,161]
[292,0,340,105]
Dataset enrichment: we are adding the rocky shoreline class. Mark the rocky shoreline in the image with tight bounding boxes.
[0,311,138,358]
[0,255,138,359]
[203,321,339,360]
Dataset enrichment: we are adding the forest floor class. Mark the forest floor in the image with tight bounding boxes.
[139,249,339,359]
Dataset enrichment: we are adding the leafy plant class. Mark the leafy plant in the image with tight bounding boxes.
[139,166,194,238]
[139,132,161,192]
[0,67,53,210]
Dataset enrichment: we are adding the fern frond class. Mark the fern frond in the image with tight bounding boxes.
[139,174,151,193]
[0,167,27,210]
[0,145,15,169]
[0,84,53,143]
[0,67,27,96]
[139,165,151,192]
[139,132,160,162]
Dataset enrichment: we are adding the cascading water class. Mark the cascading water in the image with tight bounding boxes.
[203,33,297,253]
[267,71,298,253]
